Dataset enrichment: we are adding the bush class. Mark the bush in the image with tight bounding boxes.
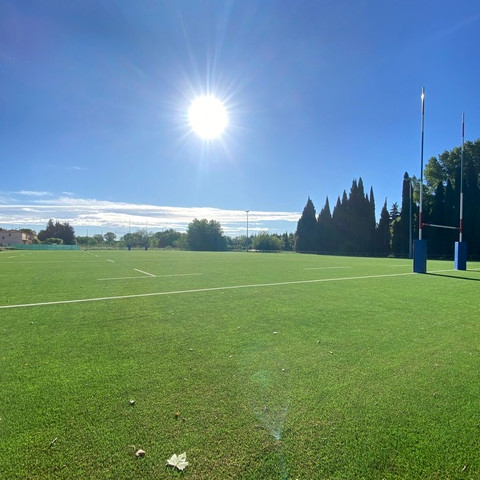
[251,233,283,251]
[44,237,63,245]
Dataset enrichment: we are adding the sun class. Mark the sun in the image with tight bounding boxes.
[188,95,228,140]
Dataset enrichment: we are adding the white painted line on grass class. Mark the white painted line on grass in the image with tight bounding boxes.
[134,268,156,277]
[107,259,115,263]
[0,270,417,310]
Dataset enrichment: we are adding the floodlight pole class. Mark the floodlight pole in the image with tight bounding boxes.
[245,210,249,251]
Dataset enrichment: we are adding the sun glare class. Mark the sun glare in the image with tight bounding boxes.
[188,95,228,140]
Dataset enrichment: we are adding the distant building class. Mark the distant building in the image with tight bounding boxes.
[0,230,35,246]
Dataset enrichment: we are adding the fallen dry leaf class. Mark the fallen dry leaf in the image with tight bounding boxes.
[166,452,189,471]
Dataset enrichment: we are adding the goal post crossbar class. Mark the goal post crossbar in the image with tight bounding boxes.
[422,223,460,231]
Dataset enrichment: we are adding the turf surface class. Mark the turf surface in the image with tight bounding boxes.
[1,250,479,479]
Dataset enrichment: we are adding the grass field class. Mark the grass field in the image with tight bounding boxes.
[1,249,480,480]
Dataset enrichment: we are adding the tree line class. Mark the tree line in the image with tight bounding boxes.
[417,138,480,258]
[295,177,390,256]
[8,139,479,257]
[75,219,295,252]
[295,139,480,259]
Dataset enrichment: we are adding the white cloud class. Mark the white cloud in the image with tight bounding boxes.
[17,190,53,197]
[0,193,300,236]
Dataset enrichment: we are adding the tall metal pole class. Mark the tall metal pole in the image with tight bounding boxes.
[245,210,249,251]
[459,113,465,242]
[419,87,425,240]
[409,178,412,258]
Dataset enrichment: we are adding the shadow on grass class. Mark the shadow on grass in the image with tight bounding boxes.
[427,272,480,282]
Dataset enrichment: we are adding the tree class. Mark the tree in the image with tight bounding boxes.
[331,191,350,252]
[153,229,186,249]
[104,232,116,244]
[37,219,76,245]
[389,202,400,222]
[350,177,374,254]
[375,200,391,255]
[423,139,480,258]
[251,233,283,251]
[76,236,97,247]
[394,173,413,257]
[295,197,317,252]
[122,230,149,248]
[93,234,105,245]
[367,187,376,255]
[390,202,402,256]
[463,158,480,257]
[187,219,227,251]
[329,179,375,254]
[317,197,332,253]
[281,232,295,251]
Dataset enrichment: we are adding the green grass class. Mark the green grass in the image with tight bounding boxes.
[1,250,480,479]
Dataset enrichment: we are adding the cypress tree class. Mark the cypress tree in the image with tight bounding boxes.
[368,187,376,255]
[390,203,401,256]
[317,197,332,253]
[295,197,317,252]
[376,200,391,256]
[332,191,349,253]
[396,173,412,257]
[351,178,364,254]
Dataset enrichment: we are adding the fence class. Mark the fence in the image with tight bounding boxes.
[8,244,80,251]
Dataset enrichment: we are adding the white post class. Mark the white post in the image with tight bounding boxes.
[419,87,425,240]
[245,210,249,250]
[459,113,465,242]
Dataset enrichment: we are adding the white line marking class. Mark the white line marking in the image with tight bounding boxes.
[107,259,115,263]
[1,271,417,310]
[134,268,156,277]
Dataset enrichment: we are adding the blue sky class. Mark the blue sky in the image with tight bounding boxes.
[1,0,480,237]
